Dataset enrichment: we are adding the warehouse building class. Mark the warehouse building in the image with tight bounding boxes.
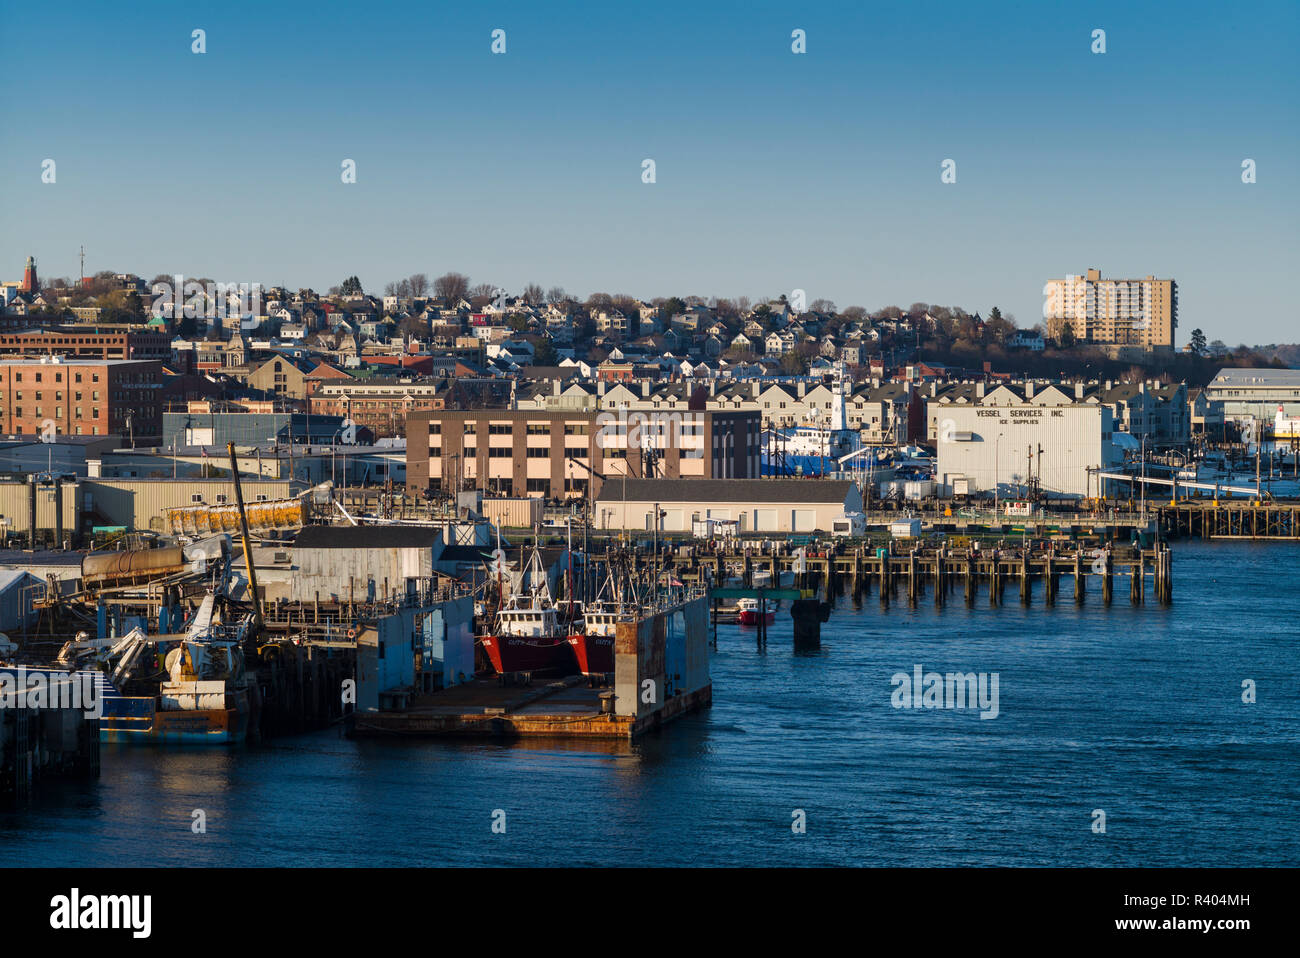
[594,477,862,533]
[1204,368,1300,423]
[934,384,1123,498]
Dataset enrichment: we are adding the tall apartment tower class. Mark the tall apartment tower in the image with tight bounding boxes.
[1044,267,1177,350]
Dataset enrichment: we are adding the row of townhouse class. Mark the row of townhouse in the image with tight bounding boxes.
[513,376,922,445]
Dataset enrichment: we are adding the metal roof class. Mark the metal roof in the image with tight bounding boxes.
[596,478,855,504]
[1211,367,1300,386]
[293,525,443,550]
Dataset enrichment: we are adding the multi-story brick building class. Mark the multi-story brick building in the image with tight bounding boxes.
[0,357,164,441]
[406,407,760,499]
[311,376,448,438]
[0,327,172,363]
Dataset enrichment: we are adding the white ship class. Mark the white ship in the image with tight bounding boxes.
[762,363,863,475]
[1274,405,1300,441]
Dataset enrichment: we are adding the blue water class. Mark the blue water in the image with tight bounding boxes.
[4,541,1297,867]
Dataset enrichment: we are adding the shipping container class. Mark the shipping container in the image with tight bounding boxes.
[478,497,544,529]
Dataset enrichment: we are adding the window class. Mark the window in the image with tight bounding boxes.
[526,423,549,436]
[526,446,549,458]
[191,493,203,503]
[488,423,513,435]
[488,447,511,458]
[564,423,589,436]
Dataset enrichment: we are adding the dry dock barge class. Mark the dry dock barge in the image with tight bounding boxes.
[351,592,712,741]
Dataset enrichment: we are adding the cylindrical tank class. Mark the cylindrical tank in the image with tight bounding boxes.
[82,545,187,582]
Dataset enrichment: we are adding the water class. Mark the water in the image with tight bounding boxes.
[4,541,1297,867]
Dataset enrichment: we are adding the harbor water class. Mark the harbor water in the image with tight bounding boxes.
[3,540,1297,867]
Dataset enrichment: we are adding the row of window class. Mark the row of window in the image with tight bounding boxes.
[11,423,101,435]
[431,422,593,436]
[5,391,102,402]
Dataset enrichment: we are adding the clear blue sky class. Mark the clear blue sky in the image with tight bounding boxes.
[2,0,1297,344]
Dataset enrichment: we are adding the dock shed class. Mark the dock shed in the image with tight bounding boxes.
[292,525,446,602]
[595,478,862,534]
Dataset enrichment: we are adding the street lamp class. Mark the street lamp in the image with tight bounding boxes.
[1140,435,1147,519]
[994,432,1004,516]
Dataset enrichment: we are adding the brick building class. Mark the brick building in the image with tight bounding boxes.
[406,407,760,499]
[0,327,172,363]
[0,357,164,441]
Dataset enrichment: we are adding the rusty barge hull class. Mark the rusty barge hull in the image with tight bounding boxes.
[352,682,711,740]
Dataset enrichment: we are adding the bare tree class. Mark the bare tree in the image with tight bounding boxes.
[408,273,429,297]
[546,286,567,303]
[522,283,544,305]
[434,272,470,303]
[468,283,497,307]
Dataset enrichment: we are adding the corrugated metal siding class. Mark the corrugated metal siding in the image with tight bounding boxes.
[82,479,297,531]
[479,497,543,529]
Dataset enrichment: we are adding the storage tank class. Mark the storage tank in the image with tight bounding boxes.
[82,546,187,584]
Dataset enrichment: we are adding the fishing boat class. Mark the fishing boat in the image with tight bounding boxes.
[568,599,619,675]
[54,592,255,744]
[736,597,775,627]
[479,544,578,676]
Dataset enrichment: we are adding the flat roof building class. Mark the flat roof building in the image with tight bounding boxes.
[0,357,164,442]
[406,407,761,501]
[1044,267,1177,350]
[594,477,862,533]
[1204,368,1300,420]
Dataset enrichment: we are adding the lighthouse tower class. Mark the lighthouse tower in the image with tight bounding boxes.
[19,256,38,293]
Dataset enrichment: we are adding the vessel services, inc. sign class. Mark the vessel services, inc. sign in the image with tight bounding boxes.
[974,407,1068,426]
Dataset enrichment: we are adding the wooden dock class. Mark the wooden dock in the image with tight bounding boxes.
[669,542,1173,608]
[1159,501,1300,540]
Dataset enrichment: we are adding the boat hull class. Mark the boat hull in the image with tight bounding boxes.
[100,694,249,744]
[480,635,577,675]
[567,634,615,675]
[738,609,775,627]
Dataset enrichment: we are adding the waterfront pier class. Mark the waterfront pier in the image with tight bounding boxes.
[684,540,1173,620]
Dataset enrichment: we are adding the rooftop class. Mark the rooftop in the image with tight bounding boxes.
[596,477,856,504]
[293,524,443,550]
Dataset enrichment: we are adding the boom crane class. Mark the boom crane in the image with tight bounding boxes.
[227,442,264,632]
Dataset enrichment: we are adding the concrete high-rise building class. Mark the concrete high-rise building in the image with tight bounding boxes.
[1044,268,1177,350]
